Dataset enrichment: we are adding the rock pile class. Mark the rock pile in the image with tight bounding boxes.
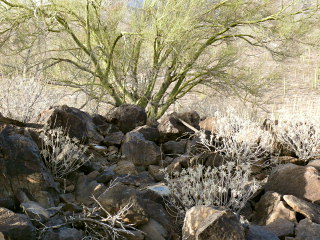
[0,104,320,239]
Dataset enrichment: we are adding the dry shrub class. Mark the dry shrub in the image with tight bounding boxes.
[0,73,63,122]
[164,163,260,219]
[39,128,92,178]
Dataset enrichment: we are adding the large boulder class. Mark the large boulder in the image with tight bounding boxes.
[264,163,320,203]
[106,104,147,133]
[0,125,56,205]
[182,206,245,240]
[158,111,200,142]
[0,207,36,240]
[121,132,161,166]
[37,105,103,143]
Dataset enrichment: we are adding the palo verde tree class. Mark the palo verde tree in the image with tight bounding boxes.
[0,0,319,119]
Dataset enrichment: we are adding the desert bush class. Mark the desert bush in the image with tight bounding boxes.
[275,115,320,161]
[200,109,274,166]
[164,162,260,218]
[39,128,92,178]
[0,73,62,122]
[38,193,139,240]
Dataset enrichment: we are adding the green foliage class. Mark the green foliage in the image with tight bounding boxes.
[0,0,319,119]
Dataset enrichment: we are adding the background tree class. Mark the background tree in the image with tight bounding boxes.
[0,0,319,119]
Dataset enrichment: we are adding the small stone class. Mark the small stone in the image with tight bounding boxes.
[103,131,124,146]
[140,218,168,240]
[162,140,187,155]
[20,201,50,223]
[96,169,115,184]
[148,165,165,181]
[114,160,138,175]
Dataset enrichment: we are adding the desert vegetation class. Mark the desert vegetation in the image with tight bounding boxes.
[1,0,320,240]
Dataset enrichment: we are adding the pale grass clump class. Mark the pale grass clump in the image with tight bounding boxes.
[274,113,320,162]
[0,73,63,122]
[38,185,140,240]
[164,162,260,218]
[39,128,92,178]
[200,109,273,166]
[69,196,138,240]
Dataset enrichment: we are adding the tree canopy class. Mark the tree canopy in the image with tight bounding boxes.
[0,0,319,119]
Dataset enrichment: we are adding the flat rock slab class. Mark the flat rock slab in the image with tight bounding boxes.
[283,195,320,224]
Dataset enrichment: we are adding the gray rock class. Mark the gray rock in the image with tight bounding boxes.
[75,173,107,205]
[264,218,295,237]
[121,132,161,166]
[245,225,280,240]
[158,111,200,142]
[140,218,168,240]
[0,125,56,204]
[295,218,320,240]
[37,105,104,143]
[148,165,165,181]
[0,207,36,240]
[264,164,320,202]
[114,160,138,175]
[283,195,320,224]
[103,131,124,146]
[252,192,296,226]
[132,125,160,143]
[96,169,115,184]
[182,206,245,240]
[97,183,149,226]
[163,140,187,155]
[20,201,50,223]
[42,227,83,240]
[106,104,147,133]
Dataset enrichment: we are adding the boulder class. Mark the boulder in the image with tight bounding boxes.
[0,125,56,204]
[182,206,245,240]
[283,195,320,224]
[252,192,296,226]
[162,140,187,155]
[103,131,124,146]
[264,164,320,203]
[295,218,320,240]
[121,132,161,166]
[158,111,200,142]
[106,104,147,133]
[0,207,36,240]
[132,125,160,143]
[37,105,103,143]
